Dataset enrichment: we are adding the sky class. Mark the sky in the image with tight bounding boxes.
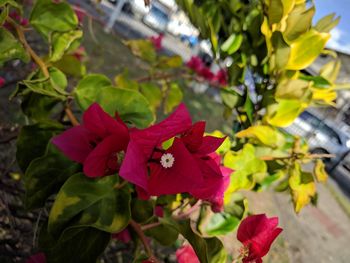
[313,0,350,54]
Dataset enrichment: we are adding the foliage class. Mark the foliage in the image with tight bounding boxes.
[0,0,344,262]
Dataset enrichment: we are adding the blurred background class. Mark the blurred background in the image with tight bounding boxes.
[1,0,350,262]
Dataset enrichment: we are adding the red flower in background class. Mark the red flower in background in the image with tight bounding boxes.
[53,103,129,177]
[112,228,131,243]
[197,66,215,81]
[186,56,203,72]
[4,11,28,30]
[237,214,283,263]
[72,5,86,24]
[150,34,164,51]
[0,77,5,88]
[26,252,46,263]
[213,68,228,86]
[176,245,200,263]
[73,46,86,61]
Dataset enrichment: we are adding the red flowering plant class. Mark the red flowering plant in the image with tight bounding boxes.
[0,0,341,262]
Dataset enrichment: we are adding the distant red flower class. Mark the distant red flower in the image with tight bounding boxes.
[150,34,163,51]
[186,56,203,72]
[73,46,86,61]
[26,252,46,263]
[197,66,215,81]
[4,11,29,29]
[73,5,86,24]
[213,68,228,86]
[53,103,129,177]
[176,245,200,263]
[112,229,131,243]
[237,214,283,263]
[154,205,164,217]
[0,77,5,88]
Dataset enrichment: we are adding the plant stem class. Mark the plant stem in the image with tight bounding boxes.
[64,107,80,126]
[129,220,156,260]
[8,17,50,78]
[260,153,335,161]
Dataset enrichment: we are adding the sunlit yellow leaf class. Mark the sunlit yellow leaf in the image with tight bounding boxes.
[289,163,316,213]
[314,159,328,183]
[267,99,307,127]
[320,59,341,83]
[285,29,330,70]
[236,125,285,148]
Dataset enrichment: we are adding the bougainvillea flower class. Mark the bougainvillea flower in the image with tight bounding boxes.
[186,56,203,72]
[213,68,228,86]
[73,5,86,24]
[120,103,192,193]
[73,46,86,61]
[26,252,46,263]
[237,214,283,263]
[53,103,129,177]
[176,245,200,263]
[150,34,164,51]
[0,77,5,88]
[112,228,131,243]
[198,66,215,81]
[120,104,227,204]
[154,205,164,217]
[4,11,29,29]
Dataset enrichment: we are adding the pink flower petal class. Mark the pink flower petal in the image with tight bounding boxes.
[195,136,225,156]
[52,126,95,163]
[181,121,205,152]
[148,138,203,196]
[176,245,200,263]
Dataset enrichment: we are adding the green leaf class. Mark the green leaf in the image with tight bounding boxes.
[223,144,267,193]
[204,213,240,236]
[30,0,78,40]
[158,55,183,69]
[0,5,8,25]
[24,143,80,209]
[221,34,243,55]
[244,94,254,124]
[114,70,139,91]
[314,13,340,33]
[16,121,64,172]
[209,21,218,54]
[267,99,307,127]
[21,93,60,121]
[0,0,21,9]
[289,163,316,213]
[75,86,154,128]
[140,83,162,112]
[0,28,29,64]
[53,54,86,77]
[161,218,227,263]
[124,39,156,63]
[313,159,328,183]
[49,173,131,236]
[268,0,283,25]
[236,125,285,148]
[271,31,290,69]
[50,30,83,62]
[220,88,240,108]
[39,224,110,263]
[75,74,112,91]
[164,82,183,114]
[284,6,315,42]
[299,75,331,89]
[144,222,179,246]
[18,67,68,100]
[285,29,330,70]
[319,59,341,83]
[131,199,154,224]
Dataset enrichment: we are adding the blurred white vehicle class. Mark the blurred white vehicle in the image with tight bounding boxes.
[130,0,150,19]
[143,2,170,32]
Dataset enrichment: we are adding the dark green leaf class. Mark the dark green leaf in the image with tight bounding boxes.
[16,121,64,172]
[53,54,86,77]
[50,30,83,62]
[24,143,80,209]
[131,199,154,224]
[144,222,179,246]
[21,93,60,121]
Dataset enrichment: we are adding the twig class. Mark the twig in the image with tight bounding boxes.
[64,107,80,126]
[7,17,49,78]
[113,180,128,190]
[32,210,42,247]
[129,219,157,261]
[260,153,335,161]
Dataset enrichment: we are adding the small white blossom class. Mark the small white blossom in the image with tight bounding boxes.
[160,153,175,168]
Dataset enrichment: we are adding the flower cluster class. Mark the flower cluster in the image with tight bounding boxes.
[4,11,29,30]
[149,34,164,51]
[186,56,228,86]
[53,103,231,211]
[175,214,282,263]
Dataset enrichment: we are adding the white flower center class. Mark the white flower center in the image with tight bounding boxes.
[160,153,175,168]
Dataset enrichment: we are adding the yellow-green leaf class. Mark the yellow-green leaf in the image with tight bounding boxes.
[275,79,309,100]
[320,59,341,83]
[314,159,328,183]
[285,29,330,70]
[284,6,315,42]
[267,99,307,127]
[289,163,316,213]
[236,125,285,148]
[314,13,340,33]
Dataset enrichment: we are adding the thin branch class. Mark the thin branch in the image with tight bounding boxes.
[64,107,80,126]
[7,17,50,78]
[259,153,335,161]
